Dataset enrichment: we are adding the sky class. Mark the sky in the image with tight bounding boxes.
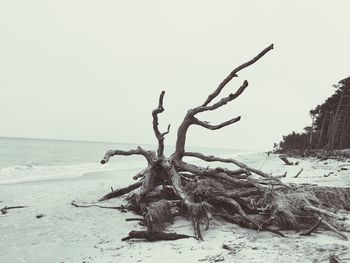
[1,1,350,151]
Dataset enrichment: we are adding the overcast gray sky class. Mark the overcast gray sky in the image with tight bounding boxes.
[1,1,349,150]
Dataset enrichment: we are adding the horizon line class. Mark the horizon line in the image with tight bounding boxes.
[0,135,257,152]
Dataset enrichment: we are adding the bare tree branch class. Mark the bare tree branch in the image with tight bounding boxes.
[314,214,348,240]
[172,45,273,158]
[193,116,241,130]
[161,124,171,137]
[216,212,285,237]
[194,80,249,114]
[212,172,253,187]
[202,44,274,106]
[99,181,143,201]
[183,152,289,187]
[71,201,125,210]
[303,205,346,221]
[173,159,249,177]
[300,220,321,236]
[100,147,156,165]
[152,91,170,157]
[172,81,247,158]
[222,188,261,199]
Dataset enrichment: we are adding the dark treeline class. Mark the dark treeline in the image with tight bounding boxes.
[278,76,350,152]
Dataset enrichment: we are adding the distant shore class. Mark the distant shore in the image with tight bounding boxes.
[276,148,350,160]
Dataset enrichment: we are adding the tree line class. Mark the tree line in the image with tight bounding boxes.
[277,76,350,152]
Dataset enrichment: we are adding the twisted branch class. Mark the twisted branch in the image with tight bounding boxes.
[202,44,273,106]
[172,45,273,158]
[152,91,170,157]
[173,159,250,177]
[100,147,156,165]
[314,214,348,240]
[193,116,241,130]
[99,181,143,201]
[194,80,249,115]
[1,205,27,215]
[71,201,125,210]
[183,152,289,187]
[214,195,284,237]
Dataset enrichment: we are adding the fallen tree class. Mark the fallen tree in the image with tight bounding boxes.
[84,44,350,241]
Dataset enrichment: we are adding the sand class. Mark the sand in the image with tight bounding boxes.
[1,154,350,263]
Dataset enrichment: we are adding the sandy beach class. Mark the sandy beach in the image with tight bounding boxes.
[1,154,350,263]
[2,1,350,262]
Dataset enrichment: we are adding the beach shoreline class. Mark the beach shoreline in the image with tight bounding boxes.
[1,154,350,263]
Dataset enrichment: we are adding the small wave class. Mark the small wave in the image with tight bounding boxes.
[0,160,145,184]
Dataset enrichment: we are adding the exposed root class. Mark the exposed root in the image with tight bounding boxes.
[144,200,177,232]
[185,202,209,241]
[215,213,285,237]
[315,214,348,240]
[300,220,322,236]
[303,205,346,221]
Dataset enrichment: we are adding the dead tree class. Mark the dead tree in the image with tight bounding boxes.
[92,44,350,241]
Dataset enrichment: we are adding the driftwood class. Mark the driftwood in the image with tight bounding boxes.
[279,155,295,165]
[1,205,27,215]
[74,44,350,242]
[300,220,322,236]
[314,214,348,240]
[294,168,304,178]
[121,230,194,242]
[71,201,127,212]
[329,254,343,263]
[275,172,287,178]
[125,218,145,222]
[98,181,142,201]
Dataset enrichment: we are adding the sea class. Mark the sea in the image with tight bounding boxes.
[0,137,261,184]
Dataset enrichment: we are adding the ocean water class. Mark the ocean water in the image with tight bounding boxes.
[0,137,259,184]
